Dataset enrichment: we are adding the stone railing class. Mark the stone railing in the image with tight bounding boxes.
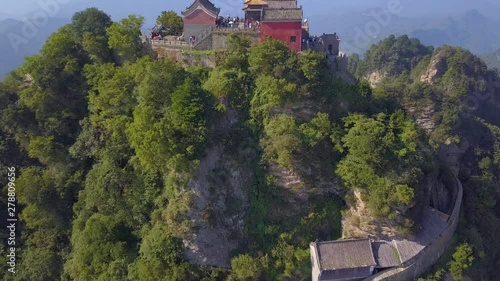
[191,26,214,49]
[364,171,463,281]
[150,39,188,47]
[211,26,261,34]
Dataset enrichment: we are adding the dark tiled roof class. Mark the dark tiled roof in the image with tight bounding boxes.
[151,24,167,33]
[262,8,302,21]
[315,239,376,270]
[182,0,220,17]
[310,207,449,277]
[321,267,373,280]
[395,207,447,263]
[372,241,401,268]
[267,0,298,9]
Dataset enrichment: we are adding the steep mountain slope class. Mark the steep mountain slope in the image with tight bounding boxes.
[352,36,500,280]
[0,7,498,280]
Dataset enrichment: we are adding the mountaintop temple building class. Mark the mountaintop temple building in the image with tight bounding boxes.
[182,0,220,42]
[174,0,340,54]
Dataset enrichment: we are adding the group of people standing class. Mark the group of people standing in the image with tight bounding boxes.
[150,32,163,40]
[216,15,261,30]
[216,15,239,28]
[303,36,321,47]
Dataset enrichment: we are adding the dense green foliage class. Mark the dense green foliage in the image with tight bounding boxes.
[0,18,346,280]
[353,35,500,280]
[355,35,433,77]
[156,11,184,36]
[107,15,146,62]
[335,111,432,218]
[0,9,498,281]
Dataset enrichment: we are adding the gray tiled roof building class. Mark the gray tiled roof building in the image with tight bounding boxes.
[310,239,376,281]
[371,241,401,268]
[309,207,449,281]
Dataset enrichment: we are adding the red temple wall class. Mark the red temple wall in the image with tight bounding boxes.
[261,21,302,51]
[184,9,216,25]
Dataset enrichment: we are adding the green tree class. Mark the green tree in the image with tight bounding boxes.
[229,254,262,281]
[15,167,82,280]
[71,8,112,42]
[250,75,296,124]
[82,32,112,64]
[335,111,429,217]
[224,33,252,70]
[299,50,327,81]
[11,25,87,166]
[203,68,251,111]
[71,8,113,63]
[262,114,301,168]
[128,63,208,174]
[249,38,290,77]
[299,112,332,147]
[203,33,253,112]
[449,243,474,281]
[107,15,145,62]
[65,214,135,281]
[128,224,185,281]
[359,34,433,77]
[418,269,446,281]
[156,11,183,36]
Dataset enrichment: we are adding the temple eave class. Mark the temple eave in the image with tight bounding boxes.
[243,7,264,11]
[182,7,219,18]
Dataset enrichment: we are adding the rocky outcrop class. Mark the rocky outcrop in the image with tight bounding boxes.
[341,170,452,242]
[365,71,386,88]
[406,102,437,133]
[420,52,448,84]
[341,190,410,240]
[183,109,254,267]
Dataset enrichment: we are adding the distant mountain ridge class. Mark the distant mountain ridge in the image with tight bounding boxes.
[311,9,500,56]
[481,48,500,72]
[2,4,500,80]
[410,10,500,54]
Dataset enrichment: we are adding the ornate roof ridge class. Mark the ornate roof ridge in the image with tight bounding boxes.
[182,0,220,18]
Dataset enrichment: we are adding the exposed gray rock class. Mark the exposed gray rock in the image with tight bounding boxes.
[183,109,253,267]
[420,52,448,84]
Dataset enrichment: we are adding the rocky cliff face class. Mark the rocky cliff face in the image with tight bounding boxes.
[420,52,448,84]
[341,49,471,240]
[341,172,450,241]
[183,109,254,267]
[365,70,386,88]
[406,102,437,133]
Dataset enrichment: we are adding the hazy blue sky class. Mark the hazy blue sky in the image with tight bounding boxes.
[2,0,500,31]
[3,0,500,18]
